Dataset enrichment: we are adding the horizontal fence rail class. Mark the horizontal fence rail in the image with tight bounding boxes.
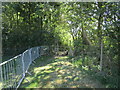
[0,46,48,89]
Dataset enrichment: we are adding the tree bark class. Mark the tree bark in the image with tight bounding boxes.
[82,28,92,46]
[81,19,92,46]
[0,2,2,63]
[100,40,103,71]
[97,2,103,71]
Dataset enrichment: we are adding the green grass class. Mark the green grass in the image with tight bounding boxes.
[20,55,105,88]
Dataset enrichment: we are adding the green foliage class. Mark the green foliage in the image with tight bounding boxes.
[54,22,73,47]
[2,2,119,88]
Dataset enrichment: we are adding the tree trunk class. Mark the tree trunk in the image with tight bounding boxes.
[0,2,2,63]
[81,22,92,46]
[56,41,59,55]
[100,40,103,71]
[97,2,103,71]
[117,25,120,88]
[68,46,74,56]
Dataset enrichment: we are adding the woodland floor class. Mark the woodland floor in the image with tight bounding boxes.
[20,55,105,88]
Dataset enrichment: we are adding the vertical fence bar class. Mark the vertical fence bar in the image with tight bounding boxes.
[22,53,25,76]
[29,49,32,65]
[0,65,3,89]
[3,64,6,87]
[13,59,16,88]
[7,62,10,88]
[9,60,12,88]
[6,63,9,87]
[17,53,26,88]
[11,60,14,88]
[28,49,31,68]
[37,47,39,57]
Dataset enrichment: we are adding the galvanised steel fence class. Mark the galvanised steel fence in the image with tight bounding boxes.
[0,46,48,89]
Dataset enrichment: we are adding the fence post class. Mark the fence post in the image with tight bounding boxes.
[0,66,3,89]
[21,53,25,77]
[29,48,32,65]
[37,47,39,57]
[39,47,41,56]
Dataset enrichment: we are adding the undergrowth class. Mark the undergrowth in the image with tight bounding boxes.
[70,56,119,88]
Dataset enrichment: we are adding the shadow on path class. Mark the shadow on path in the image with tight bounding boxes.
[20,56,104,88]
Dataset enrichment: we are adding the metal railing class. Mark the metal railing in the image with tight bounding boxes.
[0,46,48,89]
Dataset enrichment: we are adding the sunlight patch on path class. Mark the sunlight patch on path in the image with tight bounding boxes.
[20,56,104,88]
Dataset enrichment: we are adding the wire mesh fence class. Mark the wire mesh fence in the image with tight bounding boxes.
[0,46,48,89]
